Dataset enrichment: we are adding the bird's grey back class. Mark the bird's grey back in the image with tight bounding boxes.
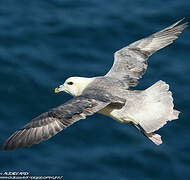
[82,76,127,104]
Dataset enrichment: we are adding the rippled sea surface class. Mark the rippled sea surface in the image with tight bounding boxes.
[0,0,190,179]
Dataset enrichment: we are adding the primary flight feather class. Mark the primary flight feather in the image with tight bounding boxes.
[2,18,187,151]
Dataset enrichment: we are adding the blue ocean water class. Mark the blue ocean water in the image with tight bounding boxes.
[0,0,190,179]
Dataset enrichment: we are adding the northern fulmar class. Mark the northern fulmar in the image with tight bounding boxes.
[2,18,188,151]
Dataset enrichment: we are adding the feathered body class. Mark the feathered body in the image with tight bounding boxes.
[98,80,179,133]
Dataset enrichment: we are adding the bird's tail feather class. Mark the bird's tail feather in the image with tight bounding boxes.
[131,80,180,133]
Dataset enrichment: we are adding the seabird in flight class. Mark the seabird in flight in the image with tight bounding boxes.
[2,18,188,151]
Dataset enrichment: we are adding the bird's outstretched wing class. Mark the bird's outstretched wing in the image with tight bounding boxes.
[2,94,125,151]
[106,18,188,87]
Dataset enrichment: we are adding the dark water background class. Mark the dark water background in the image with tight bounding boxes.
[0,0,190,179]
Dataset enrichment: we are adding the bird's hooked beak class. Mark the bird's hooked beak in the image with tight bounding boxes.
[54,85,66,93]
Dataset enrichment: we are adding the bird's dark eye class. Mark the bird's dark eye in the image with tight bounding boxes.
[67,82,73,85]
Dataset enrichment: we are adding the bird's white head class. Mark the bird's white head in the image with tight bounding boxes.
[55,77,95,96]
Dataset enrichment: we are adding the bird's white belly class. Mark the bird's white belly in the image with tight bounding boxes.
[98,106,131,123]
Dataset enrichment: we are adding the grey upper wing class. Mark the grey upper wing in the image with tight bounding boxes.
[2,96,112,151]
[106,18,188,87]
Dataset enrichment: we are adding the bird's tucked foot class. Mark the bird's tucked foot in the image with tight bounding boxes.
[130,122,162,146]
